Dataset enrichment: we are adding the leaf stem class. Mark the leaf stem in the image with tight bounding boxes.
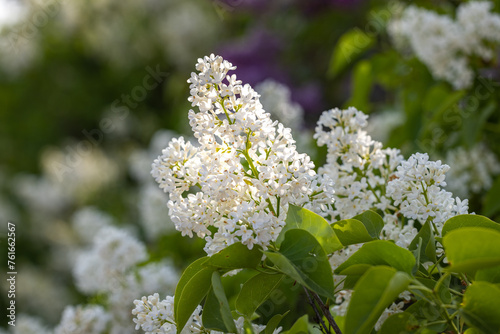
[433,271,451,295]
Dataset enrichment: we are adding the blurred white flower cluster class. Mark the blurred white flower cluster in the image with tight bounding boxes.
[445,144,500,198]
[65,211,179,334]
[129,129,180,240]
[132,293,274,334]
[1,314,51,334]
[0,0,26,29]
[152,54,333,255]
[388,1,500,89]
[256,79,315,157]
[0,0,219,75]
[57,0,218,69]
[255,79,304,130]
[55,305,111,334]
[73,226,148,294]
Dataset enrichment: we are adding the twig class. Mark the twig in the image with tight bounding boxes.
[303,287,329,334]
[311,291,343,334]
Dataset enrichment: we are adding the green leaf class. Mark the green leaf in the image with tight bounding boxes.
[334,316,345,333]
[332,219,375,246]
[421,83,466,142]
[265,229,335,300]
[345,60,373,112]
[242,319,256,334]
[483,175,500,217]
[344,266,410,334]
[328,28,375,78]
[203,288,228,332]
[424,86,465,127]
[202,271,237,333]
[442,214,500,237]
[174,257,209,316]
[284,314,309,334]
[278,204,343,254]
[175,258,214,334]
[475,266,500,284]
[335,240,416,276]
[423,84,452,114]
[204,242,262,270]
[371,50,405,89]
[405,300,445,331]
[462,100,497,147]
[378,312,421,334]
[443,228,500,274]
[236,273,285,318]
[460,281,500,334]
[265,312,289,334]
[417,329,438,334]
[352,210,384,239]
[409,220,436,266]
[414,277,451,305]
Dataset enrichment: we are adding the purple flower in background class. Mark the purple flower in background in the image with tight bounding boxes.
[291,83,323,116]
[218,29,287,87]
[299,0,365,15]
[329,0,364,7]
[217,0,363,13]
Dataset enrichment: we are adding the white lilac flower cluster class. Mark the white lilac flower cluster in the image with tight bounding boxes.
[387,153,469,229]
[445,144,500,198]
[314,106,469,233]
[388,1,500,89]
[316,107,413,326]
[315,107,469,327]
[132,294,273,334]
[314,107,403,222]
[152,54,333,255]
[132,294,199,334]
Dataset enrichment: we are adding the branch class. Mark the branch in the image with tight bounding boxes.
[304,287,329,334]
[311,291,343,334]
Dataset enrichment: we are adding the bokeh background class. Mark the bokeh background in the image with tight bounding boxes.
[1,0,500,332]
